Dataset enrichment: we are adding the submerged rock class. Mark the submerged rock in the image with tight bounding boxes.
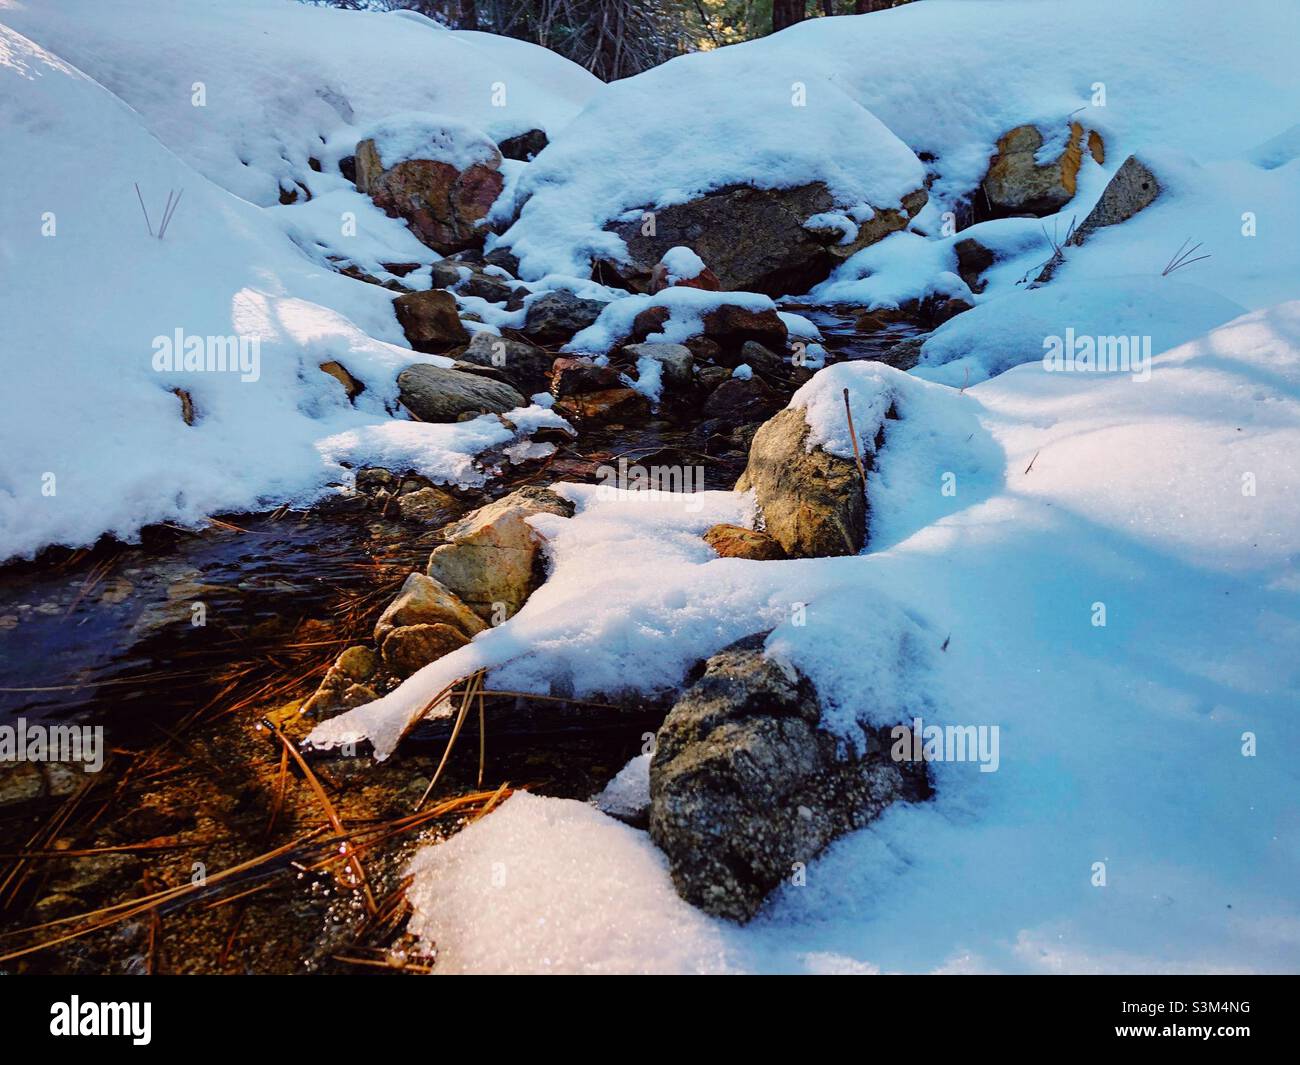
[735,406,867,557]
[649,635,930,922]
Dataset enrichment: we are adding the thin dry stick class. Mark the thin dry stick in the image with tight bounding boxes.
[158,189,183,238]
[415,671,483,810]
[1024,449,1041,474]
[263,719,377,916]
[477,687,486,789]
[842,388,868,485]
[134,182,155,236]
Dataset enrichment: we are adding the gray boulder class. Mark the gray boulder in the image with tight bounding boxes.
[397,363,525,422]
[598,182,928,298]
[458,331,554,396]
[522,291,608,346]
[649,635,930,922]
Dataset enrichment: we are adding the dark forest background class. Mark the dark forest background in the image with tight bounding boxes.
[310,1,916,81]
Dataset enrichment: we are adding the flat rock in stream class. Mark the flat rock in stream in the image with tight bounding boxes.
[397,363,525,422]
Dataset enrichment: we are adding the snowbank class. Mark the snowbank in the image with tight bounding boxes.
[392,303,1300,973]
[0,21,556,559]
[0,0,600,206]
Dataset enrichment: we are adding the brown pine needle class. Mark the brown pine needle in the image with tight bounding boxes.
[262,717,377,915]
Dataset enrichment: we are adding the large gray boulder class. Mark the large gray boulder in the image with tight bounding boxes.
[649,635,930,922]
[735,406,866,558]
[397,363,525,423]
[597,182,927,298]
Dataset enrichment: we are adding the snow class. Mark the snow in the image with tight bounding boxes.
[499,42,925,280]
[594,753,651,821]
[0,10,578,560]
[386,303,1300,973]
[348,112,500,173]
[659,246,707,282]
[0,0,600,206]
[566,287,779,355]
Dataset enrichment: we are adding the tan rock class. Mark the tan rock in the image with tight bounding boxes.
[380,622,470,678]
[736,407,866,558]
[425,486,574,620]
[981,122,1104,218]
[374,572,486,645]
[393,290,469,353]
[703,523,788,561]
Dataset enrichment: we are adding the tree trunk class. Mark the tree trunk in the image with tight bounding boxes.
[773,0,807,32]
[855,0,892,12]
[458,0,479,32]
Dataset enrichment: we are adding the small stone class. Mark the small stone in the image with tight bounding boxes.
[380,623,470,678]
[703,523,788,561]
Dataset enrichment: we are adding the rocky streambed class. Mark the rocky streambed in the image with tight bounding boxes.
[0,304,931,973]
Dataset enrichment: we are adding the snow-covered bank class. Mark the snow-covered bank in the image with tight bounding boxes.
[0,5,594,560]
[389,303,1300,973]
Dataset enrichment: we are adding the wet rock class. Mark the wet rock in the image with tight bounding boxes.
[701,305,788,358]
[703,523,787,561]
[455,333,552,397]
[397,363,525,422]
[303,645,382,719]
[701,375,780,423]
[598,182,928,297]
[554,387,649,425]
[736,340,786,378]
[319,360,365,401]
[425,486,575,621]
[550,357,623,398]
[880,334,929,372]
[649,634,930,922]
[979,122,1104,218]
[457,271,515,304]
[374,572,486,646]
[483,247,521,276]
[696,365,732,391]
[356,134,504,254]
[397,485,461,524]
[380,622,470,679]
[622,342,694,392]
[497,128,549,162]
[0,761,44,807]
[735,407,866,557]
[393,289,470,353]
[523,291,608,346]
